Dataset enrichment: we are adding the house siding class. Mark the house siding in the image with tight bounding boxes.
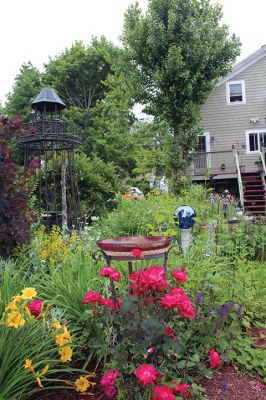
[200,54,266,174]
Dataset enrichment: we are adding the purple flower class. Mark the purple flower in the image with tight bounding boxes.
[216,302,234,318]
[220,381,228,400]
[197,314,203,321]
[195,291,204,311]
[224,301,234,313]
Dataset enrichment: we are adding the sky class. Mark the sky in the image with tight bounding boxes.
[1,0,266,105]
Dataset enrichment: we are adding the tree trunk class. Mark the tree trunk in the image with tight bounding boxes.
[61,158,68,235]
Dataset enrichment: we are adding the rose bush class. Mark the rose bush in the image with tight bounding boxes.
[81,264,213,399]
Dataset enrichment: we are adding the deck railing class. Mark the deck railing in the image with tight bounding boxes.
[190,150,235,176]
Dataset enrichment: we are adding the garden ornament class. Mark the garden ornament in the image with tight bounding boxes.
[174,206,196,254]
[174,205,196,229]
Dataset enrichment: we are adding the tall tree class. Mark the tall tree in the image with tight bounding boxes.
[5,62,42,122]
[123,0,240,189]
[43,37,117,128]
[87,50,139,175]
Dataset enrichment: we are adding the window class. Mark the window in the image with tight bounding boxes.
[197,136,207,152]
[246,130,266,153]
[226,80,246,105]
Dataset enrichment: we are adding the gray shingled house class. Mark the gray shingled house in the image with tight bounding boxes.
[190,46,266,214]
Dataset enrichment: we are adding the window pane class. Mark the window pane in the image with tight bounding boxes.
[249,133,258,151]
[229,83,242,102]
[197,136,206,152]
[260,133,266,148]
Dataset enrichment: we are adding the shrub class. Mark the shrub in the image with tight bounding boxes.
[0,116,31,257]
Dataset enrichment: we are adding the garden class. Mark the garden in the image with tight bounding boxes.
[0,183,265,399]
[0,0,266,398]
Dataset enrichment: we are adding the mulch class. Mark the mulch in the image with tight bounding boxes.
[203,364,266,400]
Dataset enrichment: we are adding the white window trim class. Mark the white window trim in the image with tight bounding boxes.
[226,80,246,105]
[245,129,266,154]
[197,132,211,167]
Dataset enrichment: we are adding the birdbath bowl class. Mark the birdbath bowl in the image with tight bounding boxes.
[96,235,172,261]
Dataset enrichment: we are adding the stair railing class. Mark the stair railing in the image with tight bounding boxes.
[259,151,266,190]
[235,152,244,208]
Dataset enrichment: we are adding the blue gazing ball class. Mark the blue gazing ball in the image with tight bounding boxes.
[174,205,196,229]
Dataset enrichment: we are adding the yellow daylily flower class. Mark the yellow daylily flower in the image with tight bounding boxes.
[12,294,22,303]
[40,365,49,376]
[36,376,43,388]
[7,311,26,328]
[59,347,73,362]
[74,376,92,393]
[24,359,35,374]
[52,320,62,330]
[5,301,18,311]
[55,327,72,347]
[21,287,37,300]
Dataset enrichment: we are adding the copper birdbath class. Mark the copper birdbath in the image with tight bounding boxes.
[94,235,173,280]
[96,235,172,261]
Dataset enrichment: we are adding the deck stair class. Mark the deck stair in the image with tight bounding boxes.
[242,172,266,215]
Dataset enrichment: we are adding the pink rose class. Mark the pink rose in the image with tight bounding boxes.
[100,369,119,387]
[209,349,222,368]
[98,298,115,309]
[104,385,117,398]
[172,266,187,283]
[81,290,102,304]
[148,346,155,353]
[100,266,121,282]
[28,298,43,318]
[173,383,193,398]
[135,364,163,386]
[152,385,175,400]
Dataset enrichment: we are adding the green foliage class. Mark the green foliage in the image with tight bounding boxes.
[44,38,116,129]
[123,0,241,181]
[5,62,42,122]
[75,152,124,217]
[87,50,139,175]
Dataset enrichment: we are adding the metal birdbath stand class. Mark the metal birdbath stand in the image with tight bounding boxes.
[93,235,174,304]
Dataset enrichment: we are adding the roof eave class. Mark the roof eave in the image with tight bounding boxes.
[216,46,266,87]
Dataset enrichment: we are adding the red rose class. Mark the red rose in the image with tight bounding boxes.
[132,248,144,258]
[172,267,187,283]
[135,364,163,386]
[100,266,121,282]
[28,299,43,317]
[152,385,176,400]
[209,349,222,368]
[160,288,185,310]
[81,290,102,304]
[164,326,177,340]
[179,299,196,319]
[173,383,193,398]
[98,298,115,309]
[129,266,168,294]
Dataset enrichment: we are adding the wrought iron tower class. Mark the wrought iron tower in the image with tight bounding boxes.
[17,87,82,231]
